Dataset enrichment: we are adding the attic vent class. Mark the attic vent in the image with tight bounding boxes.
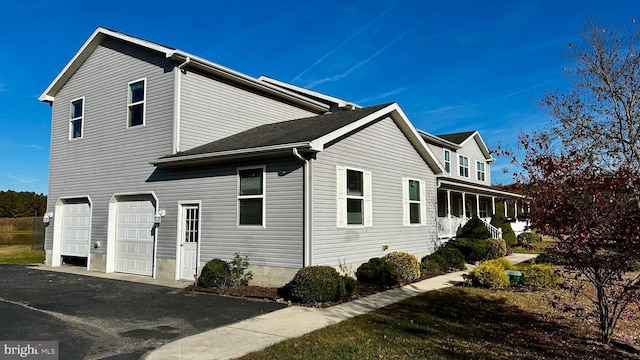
[340,103,356,111]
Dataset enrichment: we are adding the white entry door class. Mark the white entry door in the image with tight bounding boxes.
[179,204,200,280]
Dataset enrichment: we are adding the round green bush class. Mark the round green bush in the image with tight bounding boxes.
[445,238,490,262]
[383,251,421,282]
[288,266,345,303]
[517,231,542,244]
[421,247,465,272]
[491,258,515,271]
[535,252,566,265]
[486,237,507,259]
[198,259,231,288]
[521,264,561,288]
[458,216,490,239]
[356,258,399,286]
[491,212,517,247]
[465,260,510,288]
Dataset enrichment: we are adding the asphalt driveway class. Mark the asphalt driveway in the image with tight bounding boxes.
[0,265,286,359]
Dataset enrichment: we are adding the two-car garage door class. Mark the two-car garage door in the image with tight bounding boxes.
[115,196,155,276]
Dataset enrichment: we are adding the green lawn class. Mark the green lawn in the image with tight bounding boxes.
[0,245,45,264]
[240,285,637,360]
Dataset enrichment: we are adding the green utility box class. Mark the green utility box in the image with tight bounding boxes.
[505,270,523,284]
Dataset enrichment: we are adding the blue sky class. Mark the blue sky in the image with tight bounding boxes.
[0,0,637,194]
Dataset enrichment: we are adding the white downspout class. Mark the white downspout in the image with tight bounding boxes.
[173,57,191,154]
[293,148,310,267]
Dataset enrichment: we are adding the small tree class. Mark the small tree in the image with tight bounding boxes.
[513,19,640,344]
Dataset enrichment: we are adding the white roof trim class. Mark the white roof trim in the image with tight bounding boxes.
[257,75,359,109]
[458,131,494,162]
[39,27,330,112]
[151,142,313,166]
[438,179,524,198]
[418,130,461,149]
[310,103,445,174]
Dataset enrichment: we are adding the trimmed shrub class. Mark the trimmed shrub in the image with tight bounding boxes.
[421,247,465,272]
[342,275,358,298]
[492,257,515,271]
[517,231,542,244]
[383,251,421,282]
[464,260,510,288]
[356,258,399,286]
[446,238,490,262]
[521,264,561,288]
[458,216,490,239]
[198,259,230,288]
[491,212,516,246]
[486,237,507,259]
[288,266,345,303]
[536,252,566,265]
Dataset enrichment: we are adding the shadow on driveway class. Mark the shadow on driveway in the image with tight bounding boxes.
[0,264,286,359]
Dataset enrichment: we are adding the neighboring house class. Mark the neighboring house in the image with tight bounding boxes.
[39,27,445,286]
[420,130,528,239]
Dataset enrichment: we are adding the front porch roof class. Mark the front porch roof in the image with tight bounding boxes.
[438,178,525,199]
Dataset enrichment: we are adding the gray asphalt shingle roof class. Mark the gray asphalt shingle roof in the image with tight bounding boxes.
[435,131,476,145]
[164,103,393,158]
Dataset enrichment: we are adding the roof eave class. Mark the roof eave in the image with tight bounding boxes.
[418,130,462,149]
[437,178,525,198]
[151,142,314,167]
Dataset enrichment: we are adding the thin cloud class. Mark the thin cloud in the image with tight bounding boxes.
[354,86,410,104]
[503,77,562,98]
[291,1,403,83]
[0,142,43,150]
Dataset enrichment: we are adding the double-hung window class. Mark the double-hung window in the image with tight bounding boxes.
[459,155,469,178]
[403,178,426,225]
[128,79,146,127]
[336,166,372,227]
[238,166,265,226]
[69,97,84,139]
[443,149,451,174]
[476,161,486,181]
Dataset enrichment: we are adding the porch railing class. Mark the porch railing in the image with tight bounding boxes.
[479,218,503,239]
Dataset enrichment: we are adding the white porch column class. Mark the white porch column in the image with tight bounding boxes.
[476,194,480,219]
[491,197,496,217]
[514,200,518,221]
[462,192,467,218]
[446,190,452,238]
[504,200,508,217]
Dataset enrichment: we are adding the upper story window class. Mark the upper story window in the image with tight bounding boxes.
[69,97,84,139]
[459,155,469,178]
[336,166,372,228]
[476,161,486,182]
[128,79,146,127]
[238,166,265,226]
[443,149,451,174]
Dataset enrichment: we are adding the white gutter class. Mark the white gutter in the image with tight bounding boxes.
[293,148,311,267]
[173,57,190,154]
[438,179,525,198]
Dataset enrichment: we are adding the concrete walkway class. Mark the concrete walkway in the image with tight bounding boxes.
[145,253,538,360]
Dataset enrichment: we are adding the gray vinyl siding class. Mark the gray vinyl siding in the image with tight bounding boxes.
[311,116,438,266]
[44,37,304,269]
[459,139,491,184]
[179,71,317,151]
[46,38,175,258]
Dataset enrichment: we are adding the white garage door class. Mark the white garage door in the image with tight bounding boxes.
[61,200,90,257]
[115,196,155,276]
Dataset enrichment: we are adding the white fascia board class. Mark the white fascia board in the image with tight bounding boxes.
[257,75,360,109]
[169,53,329,113]
[418,130,461,149]
[39,27,176,102]
[438,179,525,198]
[458,131,494,162]
[311,103,445,175]
[151,142,313,166]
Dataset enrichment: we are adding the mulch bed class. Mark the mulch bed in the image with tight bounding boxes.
[184,271,445,307]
